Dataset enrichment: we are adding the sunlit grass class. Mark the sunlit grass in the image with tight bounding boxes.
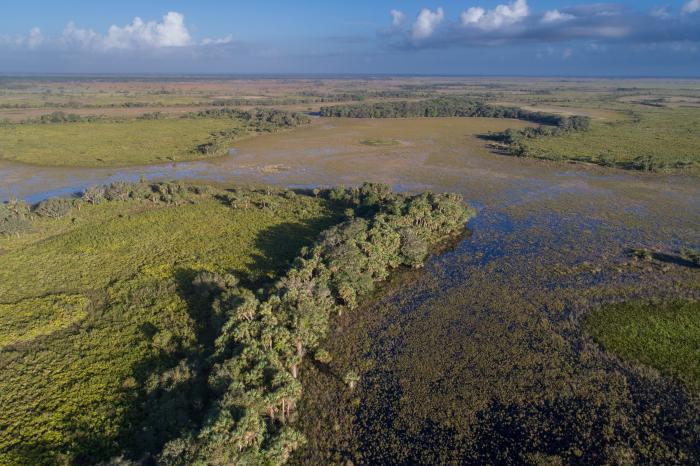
[520,108,700,171]
[0,118,239,167]
[0,189,341,464]
[585,300,700,388]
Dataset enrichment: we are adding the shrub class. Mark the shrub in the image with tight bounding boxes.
[34,197,74,218]
[0,201,32,235]
[104,181,133,201]
[82,185,106,204]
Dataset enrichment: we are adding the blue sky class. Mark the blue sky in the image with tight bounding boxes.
[1,1,699,76]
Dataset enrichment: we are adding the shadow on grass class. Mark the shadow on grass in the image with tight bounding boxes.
[110,215,343,463]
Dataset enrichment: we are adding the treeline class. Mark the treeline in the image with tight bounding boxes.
[188,108,311,155]
[151,183,472,464]
[319,97,591,130]
[23,111,102,124]
[188,108,310,129]
[0,181,215,236]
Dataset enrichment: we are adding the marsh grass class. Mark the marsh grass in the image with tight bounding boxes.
[0,185,342,464]
[517,107,700,172]
[0,118,240,167]
[585,300,700,388]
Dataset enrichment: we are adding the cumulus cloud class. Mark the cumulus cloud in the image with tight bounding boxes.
[542,10,575,23]
[28,27,44,48]
[412,8,444,40]
[460,0,529,30]
[683,0,700,14]
[384,1,700,49]
[102,12,191,49]
[3,12,232,53]
[390,9,406,27]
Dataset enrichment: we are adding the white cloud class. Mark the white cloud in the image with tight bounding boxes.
[390,9,406,27]
[4,12,232,52]
[461,7,485,25]
[28,27,44,48]
[102,12,191,49]
[201,34,233,46]
[542,10,575,23]
[460,0,529,30]
[61,22,101,49]
[412,8,444,40]
[683,0,700,14]
[562,47,573,59]
[650,7,671,19]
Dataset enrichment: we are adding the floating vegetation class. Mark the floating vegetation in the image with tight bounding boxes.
[360,138,399,147]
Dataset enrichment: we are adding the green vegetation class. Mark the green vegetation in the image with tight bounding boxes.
[0,198,32,235]
[515,108,700,172]
[586,300,700,388]
[0,118,239,166]
[0,109,309,167]
[0,181,471,465]
[360,138,399,147]
[0,182,343,465]
[157,183,472,464]
[319,97,591,130]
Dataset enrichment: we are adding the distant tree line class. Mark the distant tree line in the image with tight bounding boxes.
[187,108,310,128]
[319,97,591,131]
[188,108,311,155]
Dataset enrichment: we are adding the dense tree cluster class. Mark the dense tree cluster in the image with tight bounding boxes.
[154,183,473,465]
[319,97,591,131]
[81,180,217,206]
[2,181,208,236]
[188,108,310,130]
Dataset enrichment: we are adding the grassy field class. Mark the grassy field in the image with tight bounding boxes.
[0,185,341,465]
[0,118,241,167]
[518,107,700,172]
[585,300,700,388]
[2,77,700,173]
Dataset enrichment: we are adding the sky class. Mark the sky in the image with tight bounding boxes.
[1,0,699,76]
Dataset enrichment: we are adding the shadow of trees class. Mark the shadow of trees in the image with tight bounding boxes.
[107,216,341,463]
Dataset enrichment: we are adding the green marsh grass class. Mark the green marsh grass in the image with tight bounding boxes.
[0,118,240,167]
[585,300,700,388]
[0,187,341,464]
[518,107,700,172]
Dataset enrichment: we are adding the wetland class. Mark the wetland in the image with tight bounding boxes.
[1,76,699,464]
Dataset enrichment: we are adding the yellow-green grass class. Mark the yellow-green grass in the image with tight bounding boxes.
[585,300,700,388]
[520,107,700,171]
[0,191,341,465]
[0,118,241,167]
[361,138,400,147]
